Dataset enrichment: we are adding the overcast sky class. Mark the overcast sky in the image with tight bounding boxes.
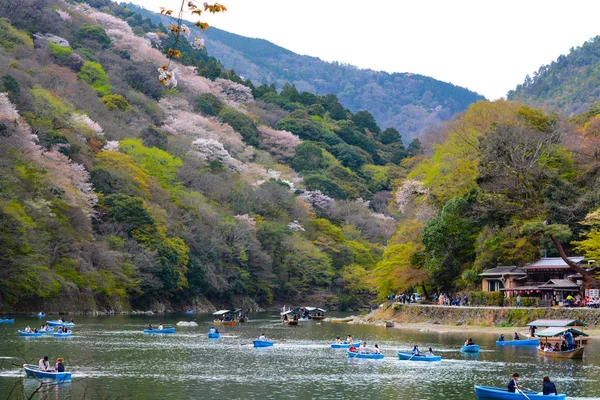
[127,0,600,99]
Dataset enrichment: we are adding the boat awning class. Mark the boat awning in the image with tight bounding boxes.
[303,307,326,312]
[527,319,588,327]
[536,327,589,337]
[280,310,294,316]
[213,309,241,315]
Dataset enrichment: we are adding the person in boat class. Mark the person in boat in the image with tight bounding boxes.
[158,323,164,330]
[283,314,289,322]
[373,344,380,354]
[359,342,371,354]
[544,343,553,352]
[33,327,38,333]
[513,332,520,340]
[425,347,435,356]
[507,373,522,393]
[538,342,544,351]
[147,324,153,330]
[563,330,575,350]
[293,314,298,321]
[464,338,475,346]
[208,326,216,334]
[346,335,354,344]
[24,326,32,333]
[349,343,358,352]
[70,319,74,324]
[39,356,50,372]
[335,337,341,344]
[55,358,65,373]
[412,345,420,355]
[560,342,568,352]
[58,317,64,323]
[258,333,267,341]
[553,343,560,352]
[529,324,537,337]
[62,326,68,333]
[498,334,504,342]
[542,376,557,395]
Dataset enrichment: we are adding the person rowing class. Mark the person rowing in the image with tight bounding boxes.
[411,345,420,355]
[498,334,504,342]
[38,356,50,372]
[513,332,520,340]
[24,325,32,333]
[335,336,341,344]
[507,372,522,393]
[258,333,267,341]
[208,326,216,334]
[147,324,153,330]
[346,334,354,344]
[464,338,475,346]
[158,323,164,330]
[359,341,372,354]
[563,330,575,350]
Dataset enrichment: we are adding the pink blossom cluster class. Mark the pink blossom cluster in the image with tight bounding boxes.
[56,9,72,22]
[257,126,301,162]
[71,113,104,135]
[298,190,335,210]
[287,220,305,232]
[103,141,120,151]
[234,214,256,227]
[210,78,254,105]
[0,93,19,120]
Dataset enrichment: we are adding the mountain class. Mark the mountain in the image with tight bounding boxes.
[508,36,600,116]
[124,3,485,140]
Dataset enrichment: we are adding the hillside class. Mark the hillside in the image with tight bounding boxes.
[508,36,600,116]
[125,3,485,140]
[0,0,421,312]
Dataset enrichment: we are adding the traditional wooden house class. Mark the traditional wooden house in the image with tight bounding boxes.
[480,257,586,306]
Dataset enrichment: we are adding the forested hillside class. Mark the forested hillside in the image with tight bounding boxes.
[0,0,422,312]
[508,36,600,116]
[125,3,485,141]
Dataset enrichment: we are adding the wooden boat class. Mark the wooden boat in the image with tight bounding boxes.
[537,347,584,359]
[283,319,298,326]
[18,330,41,337]
[527,319,590,344]
[331,317,353,323]
[143,328,175,334]
[208,332,220,339]
[46,320,75,327]
[213,309,241,326]
[331,341,362,349]
[397,351,441,362]
[253,340,274,348]
[54,330,72,337]
[214,320,236,326]
[0,318,14,323]
[460,344,480,353]
[312,315,325,320]
[24,364,71,381]
[347,350,384,359]
[496,338,539,347]
[39,328,55,335]
[474,385,566,400]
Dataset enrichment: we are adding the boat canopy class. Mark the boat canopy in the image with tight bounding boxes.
[303,307,326,313]
[213,309,241,316]
[536,327,589,337]
[280,310,294,316]
[527,319,587,327]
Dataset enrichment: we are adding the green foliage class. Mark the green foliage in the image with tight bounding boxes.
[303,174,347,199]
[193,93,223,116]
[119,139,183,186]
[48,42,73,60]
[29,86,74,130]
[0,18,33,50]
[78,61,111,96]
[100,94,131,111]
[467,291,504,307]
[218,106,259,146]
[291,142,325,172]
[1,75,20,102]
[74,25,111,49]
[141,125,168,150]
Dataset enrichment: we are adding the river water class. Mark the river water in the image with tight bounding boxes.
[0,313,599,399]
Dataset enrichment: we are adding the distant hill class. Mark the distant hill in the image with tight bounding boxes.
[125,3,485,140]
[508,36,600,116]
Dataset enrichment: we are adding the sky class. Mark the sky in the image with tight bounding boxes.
[127,0,600,99]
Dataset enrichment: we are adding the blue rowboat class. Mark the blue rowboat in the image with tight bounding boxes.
[185,310,194,315]
[46,321,75,327]
[39,328,55,335]
[37,313,45,318]
[331,340,362,349]
[347,350,384,359]
[24,364,71,381]
[208,332,220,339]
[54,330,72,337]
[253,340,274,348]
[0,319,14,323]
[143,328,175,334]
[496,338,539,347]
[397,351,442,362]
[460,344,480,353]
[18,330,41,337]
[474,385,566,400]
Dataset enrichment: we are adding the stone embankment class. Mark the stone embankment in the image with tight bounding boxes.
[356,303,600,328]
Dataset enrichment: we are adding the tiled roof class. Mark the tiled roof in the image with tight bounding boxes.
[479,266,525,276]
[539,279,581,288]
[523,257,584,269]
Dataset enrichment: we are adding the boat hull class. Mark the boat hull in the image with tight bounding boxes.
[347,350,384,359]
[496,338,539,346]
[331,341,362,349]
[331,318,353,323]
[54,331,72,337]
[39,328,55,335]
[283,320,298,325]
[24,364,71,381]
[397,351,441,361]
[46,321,75,327]
[537,347,584,359]
[143,328,175,334]
[0,319,14,323]
[18,331,41,337]
[208,332,220,339]
[184,311,194,315]
[253,340,274,348]
[460,344,480,353]
[474,385,566,399]
[214,320,236,326]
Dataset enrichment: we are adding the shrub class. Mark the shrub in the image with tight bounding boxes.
[193,93,223,116]
[291,142,325,172]
[48,42,72,60]
[303,174,347,199]
[78,61,111,96]
[467,291,504,306]
[0,75,20,102]
[218,106,259,146]
[0,19,33,50]
[100,94,130,111]
[74,25,111,49]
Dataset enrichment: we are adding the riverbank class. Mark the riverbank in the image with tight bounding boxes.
[351,303,600,337]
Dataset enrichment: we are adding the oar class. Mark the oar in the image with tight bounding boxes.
[516,387,532,400]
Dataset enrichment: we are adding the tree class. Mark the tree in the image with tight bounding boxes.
[352,110,380,134]
[141,125,168,150]
[378,127,402,145]
[291,142,325,172]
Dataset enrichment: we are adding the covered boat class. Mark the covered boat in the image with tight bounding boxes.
[18,330,41,337]
[474,385,566,399]
[460,344,480,353]
[527,319,589,344]
[46,320,75,327]
[0,318,14,323]
[397,351,441,362]
[331,341,362,349]
[281,310,300,325]
[496,338,539,347]
[23,364,71,381]
[253,340,274,348]
[300,306,327,319]
[347,350,384,359]
[143,327,175,334]
[208,332,220,339]
[536,326,587,359]
[213,309,240,326]
[54,330,72,337]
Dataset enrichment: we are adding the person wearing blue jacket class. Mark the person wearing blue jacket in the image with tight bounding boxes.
[508,373,521,393]
[542,376,558,395]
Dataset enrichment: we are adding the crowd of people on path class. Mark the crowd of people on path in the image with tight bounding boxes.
[434,293,469,306]
[388,292,418,304]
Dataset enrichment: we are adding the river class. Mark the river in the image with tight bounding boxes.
[1,313,599,399]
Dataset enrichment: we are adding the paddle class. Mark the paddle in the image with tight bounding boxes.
[516,386,532,400]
